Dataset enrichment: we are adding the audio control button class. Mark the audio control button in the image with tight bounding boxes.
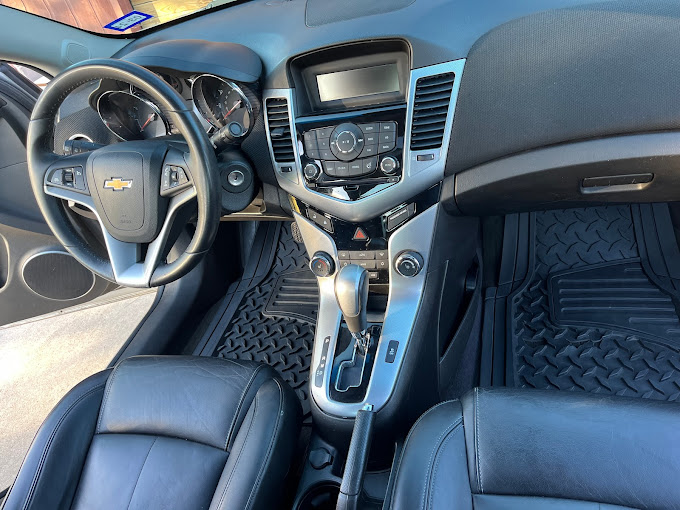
[378,141,396,154]
[359,145,377,157]
[323,161,337,177]
[330,123,365,161]
[349,161,363,177]
[362,156,378,175]
[358,123,378,133]
[317,127,334,138]
[335,131,357,153]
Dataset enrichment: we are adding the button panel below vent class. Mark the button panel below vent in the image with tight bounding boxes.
[410,73,455,151]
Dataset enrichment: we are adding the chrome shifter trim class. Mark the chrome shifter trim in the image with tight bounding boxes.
[264,59,465,223]
[295,204,439,418]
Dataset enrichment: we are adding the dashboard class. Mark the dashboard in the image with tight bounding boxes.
[51,0,680,226]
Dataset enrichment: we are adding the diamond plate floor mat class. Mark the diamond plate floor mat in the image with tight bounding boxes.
[198,222,318,417]
[482,205,680,401]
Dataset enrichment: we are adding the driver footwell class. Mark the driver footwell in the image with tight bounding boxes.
[197,222,318,418]
[482,204,680,400]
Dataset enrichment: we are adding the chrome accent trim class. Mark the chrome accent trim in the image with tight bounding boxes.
[295,204,439,418]
[265,59,465,223]
[190,74,254,137]
[96,90,171,142]
[68,134,94,143]
[263,90,302,186]
[44,184,196,288]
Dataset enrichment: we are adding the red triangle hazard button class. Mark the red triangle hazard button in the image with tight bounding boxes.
[352,227,369,241]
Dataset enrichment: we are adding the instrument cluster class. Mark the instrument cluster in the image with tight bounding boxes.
[95,73,257,144]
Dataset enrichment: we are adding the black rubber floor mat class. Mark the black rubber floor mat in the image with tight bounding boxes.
[201,222,317,417]
[549,260,680,345]
[484,205,680,401]
[265,269,319,324]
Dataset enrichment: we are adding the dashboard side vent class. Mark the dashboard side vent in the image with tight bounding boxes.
[266,98,295,163]
[410,73,455,151]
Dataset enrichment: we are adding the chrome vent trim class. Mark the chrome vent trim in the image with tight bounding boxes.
[265,97,295,162]
[410,73,455,150]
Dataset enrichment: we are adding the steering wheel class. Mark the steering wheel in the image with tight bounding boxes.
[27,59,220,288]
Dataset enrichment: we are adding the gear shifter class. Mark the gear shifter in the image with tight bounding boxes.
[334,264,370,354]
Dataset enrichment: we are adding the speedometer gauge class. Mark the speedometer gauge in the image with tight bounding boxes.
[191,75,253,138]
[97,91,169,141]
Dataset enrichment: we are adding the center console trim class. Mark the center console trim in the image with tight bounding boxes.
[264,59,465,223]
[295,203,439,418]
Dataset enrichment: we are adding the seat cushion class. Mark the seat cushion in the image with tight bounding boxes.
[2,356,301,510]
[389,388,680,510]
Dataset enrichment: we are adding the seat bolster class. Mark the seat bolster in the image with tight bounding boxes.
[2,369,110,510]
[209,377,301,510]
[389,401,472,510]
[96,356,277,450]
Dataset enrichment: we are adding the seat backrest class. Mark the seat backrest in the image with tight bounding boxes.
[2,356,301,510]
[390,387,680,510]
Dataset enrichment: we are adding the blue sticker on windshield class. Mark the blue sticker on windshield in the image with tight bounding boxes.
[104,11,153,31]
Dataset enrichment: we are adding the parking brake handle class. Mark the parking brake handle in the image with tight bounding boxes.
[336,404,375,510]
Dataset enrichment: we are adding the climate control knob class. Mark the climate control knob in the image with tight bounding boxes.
[380,156,400,175]
[304,163,321,182]
[394,251,424,277]
[310,251,335,277]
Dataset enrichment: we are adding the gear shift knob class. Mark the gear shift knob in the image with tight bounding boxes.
[334,264,369,336]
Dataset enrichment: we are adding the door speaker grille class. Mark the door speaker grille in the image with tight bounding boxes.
[23,251,95,300]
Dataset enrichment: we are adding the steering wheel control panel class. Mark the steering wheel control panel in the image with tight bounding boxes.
[296,108,405,195]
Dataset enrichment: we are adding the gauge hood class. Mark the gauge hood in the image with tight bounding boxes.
[122,39,262,83]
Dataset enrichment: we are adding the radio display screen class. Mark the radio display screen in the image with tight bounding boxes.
[316,64,400,103]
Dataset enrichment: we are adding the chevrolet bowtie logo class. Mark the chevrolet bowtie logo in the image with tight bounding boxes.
[104,178,133,191]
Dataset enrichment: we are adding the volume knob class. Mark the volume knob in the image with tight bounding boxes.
[304,163,321,182]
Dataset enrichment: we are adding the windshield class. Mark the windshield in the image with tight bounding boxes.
[0,0,242,35]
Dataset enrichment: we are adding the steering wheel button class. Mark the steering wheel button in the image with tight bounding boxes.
[49,169,63,185]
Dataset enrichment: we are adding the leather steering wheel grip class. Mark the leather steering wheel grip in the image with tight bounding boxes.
[26,58,220,287]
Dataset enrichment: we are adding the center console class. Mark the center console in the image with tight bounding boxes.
[264,40,466,422]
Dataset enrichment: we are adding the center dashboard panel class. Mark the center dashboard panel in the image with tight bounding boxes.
[264,39,464,227]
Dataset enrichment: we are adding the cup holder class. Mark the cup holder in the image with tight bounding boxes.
[296,482,340,510]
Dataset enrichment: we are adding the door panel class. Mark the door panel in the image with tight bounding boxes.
[0,63,115,326]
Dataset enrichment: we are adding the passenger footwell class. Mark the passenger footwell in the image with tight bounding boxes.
[482,204,680,401]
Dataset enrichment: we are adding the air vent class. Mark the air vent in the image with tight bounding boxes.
[266,98,295,163]
[410,73,455,151]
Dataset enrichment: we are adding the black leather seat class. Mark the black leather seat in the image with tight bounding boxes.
[2,356,301,510]
[389,388,680,510]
